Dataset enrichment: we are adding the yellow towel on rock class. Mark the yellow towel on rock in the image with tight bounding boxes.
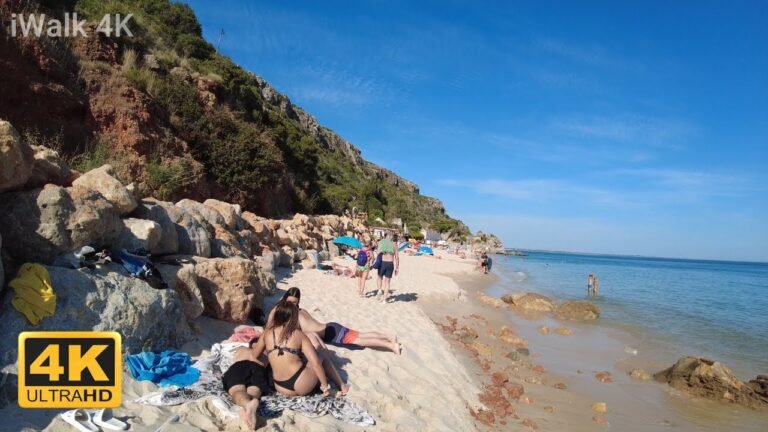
[9,263,56,325]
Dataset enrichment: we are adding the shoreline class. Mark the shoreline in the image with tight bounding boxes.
[4,249,766,431]
[466,257,768,432]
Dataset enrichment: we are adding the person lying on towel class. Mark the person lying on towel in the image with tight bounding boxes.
[267,287,402,354]
[222,337,270,430]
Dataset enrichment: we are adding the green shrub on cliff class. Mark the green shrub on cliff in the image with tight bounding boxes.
[71,0,464,227]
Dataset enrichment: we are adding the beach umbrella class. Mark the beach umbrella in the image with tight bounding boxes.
[419,245,434,255]
[332,236,363,248]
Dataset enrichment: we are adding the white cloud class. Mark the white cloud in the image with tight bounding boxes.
[553,115,693,149]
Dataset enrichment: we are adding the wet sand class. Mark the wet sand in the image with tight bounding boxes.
[438,264,768,431]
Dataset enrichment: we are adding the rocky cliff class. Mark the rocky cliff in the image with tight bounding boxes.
[0,0,449,228]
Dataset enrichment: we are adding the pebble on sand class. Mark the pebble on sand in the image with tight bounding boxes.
[592,402,608,413]
[595,371,613,383]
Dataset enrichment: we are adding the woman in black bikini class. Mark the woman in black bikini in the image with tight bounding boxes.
[251,301,348,397]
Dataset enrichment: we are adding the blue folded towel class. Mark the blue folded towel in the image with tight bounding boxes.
[126,350,200,387]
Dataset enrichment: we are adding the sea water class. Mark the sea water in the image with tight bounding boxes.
[486,251,768,378]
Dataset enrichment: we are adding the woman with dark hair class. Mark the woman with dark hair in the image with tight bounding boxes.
[269,287,401,354]
[252,301,349,396]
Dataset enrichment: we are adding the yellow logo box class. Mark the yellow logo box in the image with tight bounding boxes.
[18,331,122,409]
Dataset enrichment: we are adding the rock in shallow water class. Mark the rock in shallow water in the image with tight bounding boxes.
[554,300,601,321]
[509,293,555,312]
[654,356,768,410]
[630,368,651,381]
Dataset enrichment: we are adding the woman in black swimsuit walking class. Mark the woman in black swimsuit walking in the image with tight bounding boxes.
[251,301,348,397]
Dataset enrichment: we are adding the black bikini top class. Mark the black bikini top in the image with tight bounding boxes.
[266,328,303,357]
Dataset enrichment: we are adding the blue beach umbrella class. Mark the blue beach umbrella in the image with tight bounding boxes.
[332,236,363,248]
[419,246,434,255]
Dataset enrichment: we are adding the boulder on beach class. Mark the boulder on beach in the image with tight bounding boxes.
[0,120,34,193]
[554,300,601,321]
[176,198,225,228]
[0,265,192,359]
[0,184,122,263]
[508,293,555,312]
[132,199,180,255]
[193,257,271,323]
[72,164,137,215]
[145,200,211,257]
[114,218,162,253]
[654,356,768,410]
[27,144,76,188]
[155,262,205,322]
[203,198,243,230]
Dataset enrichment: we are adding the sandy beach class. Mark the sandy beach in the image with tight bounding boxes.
[4,249,766,432]
[7,252,482,431]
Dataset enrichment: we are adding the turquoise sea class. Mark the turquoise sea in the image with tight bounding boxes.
[487,251,768,378]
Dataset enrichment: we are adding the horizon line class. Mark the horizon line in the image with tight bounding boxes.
[505,247,768,265]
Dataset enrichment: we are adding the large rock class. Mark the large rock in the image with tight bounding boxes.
[0,120,34,192]
[0,265,192,359]
[27,145,75,188]
[114,218,162,253]
[156,263,204,321]
[0,185,122,263]
[132,200,180,255]
[148,201,210,257]
[210,224,248,258]
[193,258,270,323]
[654,356,768,410]
[509,293,555,312]
[242,212,273,246]
[555,300,601,321]
[176,198,224,227]
[748,375,768,402]
[203,199,242,230]
[279,246,295,267]
[72,164,137,215]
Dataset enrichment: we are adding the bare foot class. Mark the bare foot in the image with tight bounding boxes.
[240,398,259,430]
[389,334,398,344]
[393,341,402,355]
[338,383,351,397]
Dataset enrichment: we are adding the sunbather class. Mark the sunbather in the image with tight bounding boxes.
[222,338,270,430]
[268,287,401,354]
[252,301,350,397]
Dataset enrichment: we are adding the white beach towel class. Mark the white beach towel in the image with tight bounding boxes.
[135,342,375,427]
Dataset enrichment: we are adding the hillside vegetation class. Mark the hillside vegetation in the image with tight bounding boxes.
[0,0,470,240]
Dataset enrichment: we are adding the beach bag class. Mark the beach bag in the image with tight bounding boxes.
[372,253,383,270]
[356,250,368,266]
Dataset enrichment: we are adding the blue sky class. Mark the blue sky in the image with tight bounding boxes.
[183,0,768,262]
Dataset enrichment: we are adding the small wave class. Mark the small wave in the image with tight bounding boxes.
[514,271,528,282]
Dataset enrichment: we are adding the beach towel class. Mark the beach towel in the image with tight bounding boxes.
[127,351,200,387]
[9,263,56,325]
[135,342,375,427]
[228,326,262,343]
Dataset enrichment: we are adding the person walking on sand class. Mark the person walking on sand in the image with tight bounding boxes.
[356,243,373,297]
[377,232,399,303]
[269,287,401,354]
[252,301,350,397]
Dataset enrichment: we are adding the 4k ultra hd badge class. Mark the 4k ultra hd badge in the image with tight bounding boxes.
[18,332,122,408]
